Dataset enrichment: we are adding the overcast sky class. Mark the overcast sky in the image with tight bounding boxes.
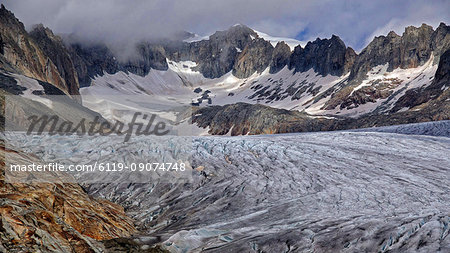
[2,0,449,51]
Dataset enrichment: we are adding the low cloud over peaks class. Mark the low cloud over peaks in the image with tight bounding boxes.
[2,0,449,51]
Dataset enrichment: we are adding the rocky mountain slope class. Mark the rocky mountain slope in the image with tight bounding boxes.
[68,24,357,85]
[72,21,448,134]
[193,49,450,135]
[324,23,449,112]
[192,102,337,135]
[0,141,136,252]
[392,47,450,112]
[0,5,113,133]
[0,4,79,98]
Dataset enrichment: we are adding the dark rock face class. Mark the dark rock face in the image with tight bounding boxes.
[121,43,168,76]
[349,23,450,81]
[289,35,352,76]
[431,22,450,63]
[67,42,119,87]
[166,24,257,78]
[343,47,357,74]
[0,5,80,96]
[0,34,4,55]
[233,38,274,78]
[434,49,450,83]
[190,40,239,78]
[209,24,257,51]
[0,72,25,95]
[400,24,434,68]
[29,24,80,96]
[269,42,291,73]
[68,42,168,87]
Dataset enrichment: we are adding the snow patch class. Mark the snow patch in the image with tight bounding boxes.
[254,30,304,50]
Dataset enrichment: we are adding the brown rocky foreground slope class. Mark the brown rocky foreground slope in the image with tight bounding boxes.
[0,143,137,252]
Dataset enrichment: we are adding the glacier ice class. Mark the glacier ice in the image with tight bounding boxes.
[3,125,450,252]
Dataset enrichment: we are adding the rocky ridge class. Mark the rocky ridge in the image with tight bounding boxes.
[391,48,450,112]
[193,47,449,136]
[0,4,79,97]
[289,35,355,76]
[68,24,358,85]
[348,23,448,82]
[323,23,449,111]
[192,102,337,135]
[269,41,291,74]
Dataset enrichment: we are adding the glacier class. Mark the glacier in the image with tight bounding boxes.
[3,122,449,252]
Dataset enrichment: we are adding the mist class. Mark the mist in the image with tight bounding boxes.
[2,0,449,53]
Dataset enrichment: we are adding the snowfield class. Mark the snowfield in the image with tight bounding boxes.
[4,122,450,252]
[79,53,439,124]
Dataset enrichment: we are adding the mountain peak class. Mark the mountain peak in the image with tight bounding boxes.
[0,4,25,30]
[331,34,341,40]
[420,23,433,29]
[289,33,351,76]
[308,35,345,46]
[438,22,448,28]
[330,34,346,45]
[209,24,256,43]
[31,23,52,35]
[226,23,253,33]
[387,30,400,38]
[30,23,63,44]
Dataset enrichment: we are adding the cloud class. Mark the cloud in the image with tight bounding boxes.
[363,2,450,49]
[2,0,449,51]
